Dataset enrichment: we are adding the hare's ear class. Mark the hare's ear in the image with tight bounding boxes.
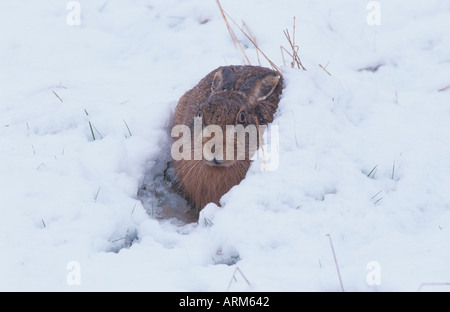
[211,67,235,92]
[241,74,281,103]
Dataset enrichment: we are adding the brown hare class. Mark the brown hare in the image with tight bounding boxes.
[171,65,283,210]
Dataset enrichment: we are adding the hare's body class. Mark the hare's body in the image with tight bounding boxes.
[172,65,283,210]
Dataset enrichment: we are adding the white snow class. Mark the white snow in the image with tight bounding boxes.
[1,0,450,291]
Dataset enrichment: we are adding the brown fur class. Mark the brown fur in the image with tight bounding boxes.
[172,65,283,210]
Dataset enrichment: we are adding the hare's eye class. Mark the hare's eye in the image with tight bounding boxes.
[238,111,246,123]
[197,111,202,118]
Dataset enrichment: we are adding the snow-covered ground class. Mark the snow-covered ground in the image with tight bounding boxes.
[1,0,450,291]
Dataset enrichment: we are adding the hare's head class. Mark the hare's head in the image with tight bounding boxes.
[194,66,281,168]
[171,65,283,210]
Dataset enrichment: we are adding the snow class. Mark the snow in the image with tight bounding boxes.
[1,0,450,291]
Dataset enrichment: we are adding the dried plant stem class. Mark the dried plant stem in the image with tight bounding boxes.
[319,64,332,76]
[216,0,283,75]
[243,21,261,66]
[224,11,282,76]
[283,30,306,70]
[226,267,252,291]
[327,234,345,292]
[216,0,236,49]
[216,0,251,65]
[123,119,132,137]
[280,46,287,67]
[254,35,261,66]
[280,46,293,67]
[438,85,450,92]
[281,17,306,71]
[52,90,63,102]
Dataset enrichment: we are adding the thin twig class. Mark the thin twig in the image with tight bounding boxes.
[283,29,306,70]
[371,190,383,200]
[253,35,261,66]
[280,46,287,66]
[326,234,345,292]
[52,90,63,102]
[216,0,236,49]
[280,46,295,66]
[438,85,450,92]
[293,16,296,51]
[226,267,252,291]
[224,11,282,75]
[123,119,132,137]
[280,17,306,71]
[243,21,261,66]
[319,64,332,76]
[373,197,383,205]
[216,0,251,65]
[94,187,101,202]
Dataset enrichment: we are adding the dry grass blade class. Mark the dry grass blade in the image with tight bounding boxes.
[438,85,450,92]
[226,267,252,291]
[280,46,287,67]
[326,234,345,292]
[216,0,236,48]
[52,90,63,102]
[281,17,306,70]
[216,0,281,75]
[243,21,261,66]
[216,0,251,65]
[223,11,282,76]
[319,64,332,76]
[280,45,293,67]
[283,33,306,70]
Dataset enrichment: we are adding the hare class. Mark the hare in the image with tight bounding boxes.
[171,65,283,211]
